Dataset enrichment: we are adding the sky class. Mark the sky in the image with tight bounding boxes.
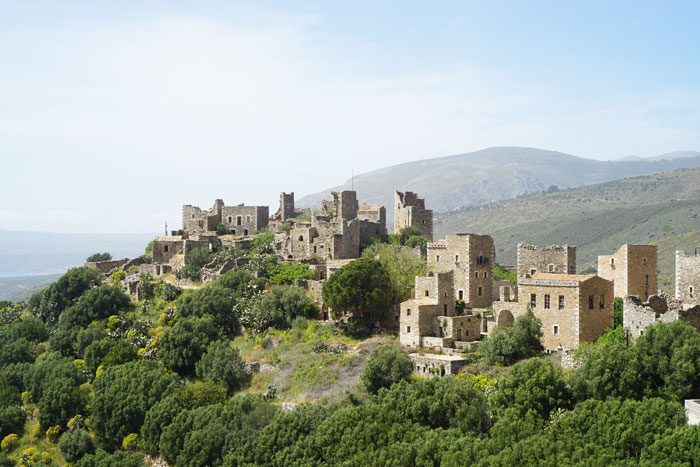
[1,0,699,233]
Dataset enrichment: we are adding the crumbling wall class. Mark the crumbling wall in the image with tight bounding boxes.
[394,191,433,240]
[625,293,700,339]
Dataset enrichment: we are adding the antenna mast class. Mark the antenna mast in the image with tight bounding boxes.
[164,221,168,236]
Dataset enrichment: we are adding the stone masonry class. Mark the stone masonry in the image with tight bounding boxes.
[400,270,481,349]
[597,244,657,300]
[182,199,269,236]
[394,191,433,240]
[676,250,700,307]
[624,293,700,339]
[517,243,576,279]
[427,233,495,308]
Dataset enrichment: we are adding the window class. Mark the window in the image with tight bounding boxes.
[406,326,411,333]
[443,304,448,315]
[530,268,537,276]
[610,258,615,266]
[444,291,448,297]
[599,295,605,309]
[298,235,304,241]
[548,264,555,272]
[558,295,565,309]
[244,229,248,236]
[227,216,232,223]
[690,286,694,297]
[475,271,479,278]
[544,294,551,309]
[436,255,440,262]
[458,290,464,300]
[553,325,559,335]
[406,309,411,316]
[484,271,489,279]
[191,214,195,219]
[454,254,460,262]
[163,245,169,253]
[643,258,647,265]
[569,265,575,273]
[236,216,242,225]
[530,294,537,308]
[478,287,482,296]
[313,246,317,254]
[477,255,489,265]
[232,230,236,235]
[588,295,594,310]
[246,215,251,223]
[425,290,429,297]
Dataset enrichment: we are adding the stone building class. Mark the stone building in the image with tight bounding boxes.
[517,243,576,279]
[274,191,385,262]
[676,250,700,307]
[427,233,495,308]
[493,273,614,351]
[151,234,221,275]
[394,191,433,240]
[399,271,481,349]
[597,244,657,300]
[624,293,700,339]
[410,354,469,378]
[182,199,269,236]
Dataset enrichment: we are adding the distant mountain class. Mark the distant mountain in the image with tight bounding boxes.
[297,147,700,226]
[0,230,153,277]
[433,167,700,292]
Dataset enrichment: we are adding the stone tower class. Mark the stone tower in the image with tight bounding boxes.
[394,191,433,241]
[278,192,295,221]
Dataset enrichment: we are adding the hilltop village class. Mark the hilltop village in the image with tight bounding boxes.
[85,189,700,376]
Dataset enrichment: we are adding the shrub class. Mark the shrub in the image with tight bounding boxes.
[362,345,413,394]
[59,428,95,462]
[45,425,62,442]
[245,286,319,332]
[195,340,248,393]
[158,315,221,376]
[0,406,24,439]
[480,310,543,365]
[158,282,182,301]
[122,433,139,451]
[87,252,112,262]
[0,433,18,452]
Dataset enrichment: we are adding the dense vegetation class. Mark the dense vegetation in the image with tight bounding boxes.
[1,231,700,465]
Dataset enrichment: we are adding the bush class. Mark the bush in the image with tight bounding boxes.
[158,315,221,376]
[0,433,18,452]
[195,340,248,393]
[59,428,95,462]
[178,247,213,281]
[0,406,23,439]
[480,310,543,365]
[158,282,182,301]
[268,262,315,285]
[87,253,112,262]
[362,345,413,394]
[245,286,319,332]
[29,267,103,324]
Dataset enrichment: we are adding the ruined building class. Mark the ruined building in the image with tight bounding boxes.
[623,293,700,339]
[273,190,386,261]
[182,199,269,236]
[399,271,481,349]
[676,250,700,307]
[427,233,495,308]
[517,243,576,279]
[597,244,657,300]
[151,234,221,275]
[492,273,613,351]
[394,191,433,240]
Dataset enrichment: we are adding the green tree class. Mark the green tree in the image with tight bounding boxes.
[179,247,213,281]
[216,223,228,235]
[0,406,23,439]
[177,286,242,335]
[640,425,700,465]
[86,252,112,262]
[58,428,95,463]
[29,267,103,324]
[388,226,428,250]
[37,376,85,429]
[58,285,131,329]
[613,297,623,328]
[195,340,248,393]
[76,449,144,467]
[480,310,543,365]
[489,358,573,421]
[158,315,221,376]
[321,258,393,327]
[249,231,275,255]
[493,263,516,285]
[245,285,319,332]
[362,243,427,305]
[362,345,414,394]
[91,360,179,449]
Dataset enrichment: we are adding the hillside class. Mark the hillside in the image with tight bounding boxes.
[297,147,700,224]
[434,167,700,291]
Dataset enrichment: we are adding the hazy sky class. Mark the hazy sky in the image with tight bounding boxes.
[2,1,700,233]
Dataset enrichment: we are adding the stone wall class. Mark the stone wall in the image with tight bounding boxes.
[685,400,700,426]
[85,258,129,274]
[427,233,495,308]
[409,354,468,377]
[399,271,455,347]
[517,244,576,279]
[597,244,657,300]
[676,250,700,306]
[624,294,700,339]
[220,205,269,235]
[394,191,433,240]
